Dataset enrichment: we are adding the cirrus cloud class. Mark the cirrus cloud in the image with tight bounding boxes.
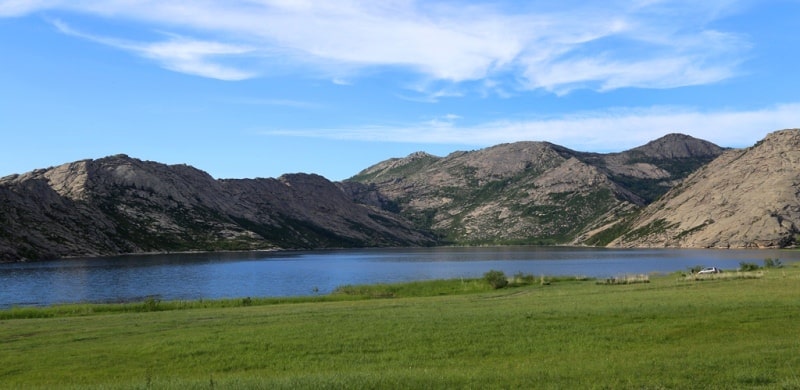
[51,19,257,81]
[6,0,751,93]
[261,103,800,151]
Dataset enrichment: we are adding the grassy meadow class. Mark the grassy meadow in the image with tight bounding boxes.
[2,265,800,389]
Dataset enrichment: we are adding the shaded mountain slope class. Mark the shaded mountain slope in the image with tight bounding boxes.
[0,155,435,261]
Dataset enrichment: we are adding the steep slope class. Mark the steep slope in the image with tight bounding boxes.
[0,132,744,261]
[347,135,723,245]
[0,155,435,261]
[610,129,800,248]
[563,133,726,204]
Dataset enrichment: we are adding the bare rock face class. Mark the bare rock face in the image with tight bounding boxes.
[5,130,771,260]
[348,134,724,245]
[610,129,800,248]
[627,133,726,159]
[0,166,122,260]
[0,155,435,262]
[564,133,727,204]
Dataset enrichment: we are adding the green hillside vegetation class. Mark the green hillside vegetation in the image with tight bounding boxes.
[2,264,799,389]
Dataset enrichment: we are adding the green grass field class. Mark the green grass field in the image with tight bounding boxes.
[2,266,799,389]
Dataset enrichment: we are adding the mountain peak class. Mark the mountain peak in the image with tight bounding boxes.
[760,128,800,148]
[610,129,800,248]
[627,133,725,159]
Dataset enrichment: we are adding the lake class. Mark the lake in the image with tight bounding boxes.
[1,246,798,308]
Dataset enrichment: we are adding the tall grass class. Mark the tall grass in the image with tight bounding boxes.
[0,295,340,320]
[1,266,799,388]
[686,270,765,281]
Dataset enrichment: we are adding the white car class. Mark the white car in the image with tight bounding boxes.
[697,267,722,274]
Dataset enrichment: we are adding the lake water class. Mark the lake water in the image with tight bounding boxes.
[2,246,798,308]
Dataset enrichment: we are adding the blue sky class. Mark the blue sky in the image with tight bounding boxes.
[2,0,799,181]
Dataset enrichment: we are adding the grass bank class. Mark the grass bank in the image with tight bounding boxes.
[2,267,799,389]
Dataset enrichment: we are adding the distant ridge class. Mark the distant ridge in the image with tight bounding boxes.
[347,133,725,246]
[628,133,726,159]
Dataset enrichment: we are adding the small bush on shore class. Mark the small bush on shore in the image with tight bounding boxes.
[739,262,760,272]
[763,258,782,268]
[483,270,508,289]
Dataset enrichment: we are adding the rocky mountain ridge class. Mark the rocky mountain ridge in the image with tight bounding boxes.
[610,129,800,248]
[2,130,798,262]
[346,133,725,245]
[0,155,434,261]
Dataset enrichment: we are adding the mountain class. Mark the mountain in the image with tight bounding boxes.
[609,129,800,248]
[345,133,724,245]
[0,155,435,261]
[5,130,796,262]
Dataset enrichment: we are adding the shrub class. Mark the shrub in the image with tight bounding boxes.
[739,262,760,272]
[763,258,783,268]
[483,270,508,289]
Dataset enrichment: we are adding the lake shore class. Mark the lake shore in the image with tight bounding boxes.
[2,265,799,388]
[3,246,798,309]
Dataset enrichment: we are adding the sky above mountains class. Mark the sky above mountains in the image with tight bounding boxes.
[2,0,799,180]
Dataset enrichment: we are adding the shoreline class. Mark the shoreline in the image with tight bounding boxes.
[4,243,797,264]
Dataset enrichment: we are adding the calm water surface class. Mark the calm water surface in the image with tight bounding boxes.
[2,246,798,308]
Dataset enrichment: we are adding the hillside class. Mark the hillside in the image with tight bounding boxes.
[0,155,435,261]
[4,130,798,261]
[346,134,724,245]
[610,129,800,248]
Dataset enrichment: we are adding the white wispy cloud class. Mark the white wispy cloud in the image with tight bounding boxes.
[8,0,750,93]
[0,0,52,16]
[51,19,256,81]
[261,104,800,151]
[136,37,257,81]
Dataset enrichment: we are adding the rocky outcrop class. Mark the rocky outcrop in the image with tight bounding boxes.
[609,129,800,248]
[4,130,795,261]
[626,133,726,159]
[347,134,724,245]
[557,133,727,204]
[0,155,435,261]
